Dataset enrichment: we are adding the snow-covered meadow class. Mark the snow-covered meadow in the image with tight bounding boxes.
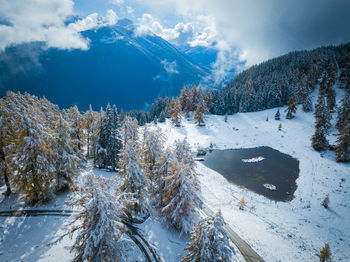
[151,101,350,262]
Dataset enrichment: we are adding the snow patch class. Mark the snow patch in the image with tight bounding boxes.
[263,183,277,191]
[241,156,265,163]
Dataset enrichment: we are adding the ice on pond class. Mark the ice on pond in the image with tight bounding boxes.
[263,183,277,191]
[241,156,265,163]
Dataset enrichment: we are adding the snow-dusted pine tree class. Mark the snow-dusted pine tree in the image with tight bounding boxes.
[96,104,122,170]
[54,116,80,192]
[118,116,149,215]
[335,80,350,162]
[181,211,236,262]
[274,109,280,120]
[66,175,131,262]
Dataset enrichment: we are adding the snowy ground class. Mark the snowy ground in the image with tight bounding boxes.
[0,162,192,262]
[1,89,349,262]
[150,91,350,261]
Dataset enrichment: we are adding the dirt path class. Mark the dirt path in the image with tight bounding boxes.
[202,204,264,262]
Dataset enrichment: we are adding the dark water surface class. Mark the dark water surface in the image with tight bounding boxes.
[203,147,299,201]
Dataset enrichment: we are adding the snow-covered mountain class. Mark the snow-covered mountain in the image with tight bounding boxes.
[0,19,210,110]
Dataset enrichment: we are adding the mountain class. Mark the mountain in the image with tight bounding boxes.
[0,19,210,110]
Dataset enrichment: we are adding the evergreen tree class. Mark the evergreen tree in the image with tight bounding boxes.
[54,116,80,191]
[96,104,122,170]
[181,211,236,262]
[275,109,281,120]
[169,97,182,127]
[312,126,329,151]
[66,175,131,262]
[84,105,100,158]
[335,80,350,162]
[302,93,313,112]
[158,110,166,123]
[285,96,297,119]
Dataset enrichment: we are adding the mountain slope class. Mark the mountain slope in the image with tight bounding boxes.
[0,19,209,110]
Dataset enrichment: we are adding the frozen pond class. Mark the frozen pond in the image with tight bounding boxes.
[203,146,299,201]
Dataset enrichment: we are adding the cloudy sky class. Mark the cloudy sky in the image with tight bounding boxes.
[1,0,350,68]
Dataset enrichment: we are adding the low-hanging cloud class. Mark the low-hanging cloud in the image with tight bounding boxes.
[0,0,118,52]
[136,0,350,66]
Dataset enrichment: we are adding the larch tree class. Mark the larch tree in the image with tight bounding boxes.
[7,109,56,204]
[169,97,182,127]
[66,105,85,158]
[161,139,200,234]
[66,175,131,262]
[181,211,236,262]
[141,127,165,189]
[54,116,80,192]
[194,94,208,126]
[118,116,149,216]
[0,101,11,195]
[285,96,297,119]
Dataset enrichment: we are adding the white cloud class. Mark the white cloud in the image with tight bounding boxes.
[161,60,179,75]
[135,14,195,46]
[0,1,119,52]
[0,0,89,51]
[135,0,350,66]
[68,10,118,32]
[126,6,135,14]
[110,0,124,6]
[106,9,118,25]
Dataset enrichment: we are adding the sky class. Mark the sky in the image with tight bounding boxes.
[1,0,350,70]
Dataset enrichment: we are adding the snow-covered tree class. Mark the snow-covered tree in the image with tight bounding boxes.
[161,139,200,234]
[141,127,165,185]
[7,110,56,204]
[274,109,280,120]
[0,101,11,195]
[335,81,350,162]
[96,104,122,170]
[118,116,149,215]
[66,105,85,156]
[194,93,208,126]
[66,175,131,262]
[285,96,297,119]
[169,97,182,127]
[54,116,80,191]
[84,105,101,158]
[181,211,236,262]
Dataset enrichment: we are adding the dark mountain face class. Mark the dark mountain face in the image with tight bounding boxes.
[0,19,209,111]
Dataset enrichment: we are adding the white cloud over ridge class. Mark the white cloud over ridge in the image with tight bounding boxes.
[135,0,350,66]
[0,1,118,52]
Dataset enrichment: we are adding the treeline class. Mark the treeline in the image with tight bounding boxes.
[129,43,350,124]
